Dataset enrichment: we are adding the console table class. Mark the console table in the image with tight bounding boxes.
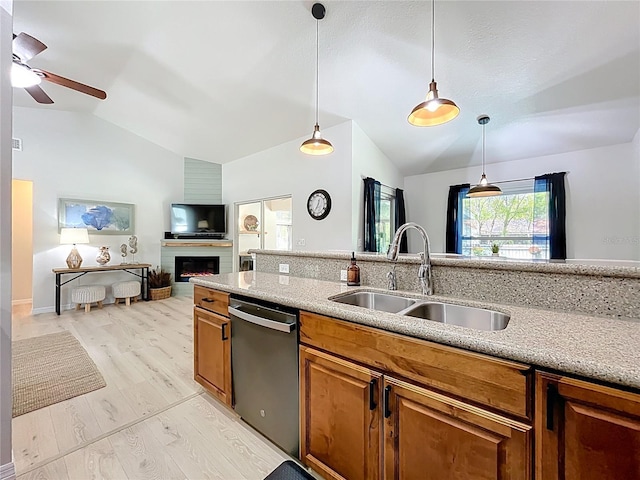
[52,263,151,315]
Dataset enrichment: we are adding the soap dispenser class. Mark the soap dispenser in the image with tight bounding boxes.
[347,252,361,286]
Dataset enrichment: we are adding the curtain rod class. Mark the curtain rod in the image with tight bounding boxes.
[491,171,570,185]
[361,175,397,191]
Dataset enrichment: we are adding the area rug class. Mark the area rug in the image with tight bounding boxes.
[12,331,106,417]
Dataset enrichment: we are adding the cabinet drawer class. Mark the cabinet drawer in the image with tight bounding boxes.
[300,311,533,420]
[194,285,229,317]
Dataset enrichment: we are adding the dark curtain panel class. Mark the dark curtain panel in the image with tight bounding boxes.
[363,177,381,252]
[535,172,567,260]
[394,188,408,253]
[445,183,470,254]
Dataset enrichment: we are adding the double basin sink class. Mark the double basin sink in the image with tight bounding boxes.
[330,291,509,331]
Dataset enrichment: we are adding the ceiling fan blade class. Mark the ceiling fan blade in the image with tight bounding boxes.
[24,85,54,104]
[33,69,107,100]
[13,32,47,62]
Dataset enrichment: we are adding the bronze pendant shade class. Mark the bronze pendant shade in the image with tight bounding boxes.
[301,3,333,155]
[468,115,502,197]
[408,0,459,127]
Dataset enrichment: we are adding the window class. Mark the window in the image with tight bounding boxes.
[376,190,395,253]
[460,180,550,260]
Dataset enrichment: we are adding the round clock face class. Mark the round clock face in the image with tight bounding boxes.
[307,189,331,220]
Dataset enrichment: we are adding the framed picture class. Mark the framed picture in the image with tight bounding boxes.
[58,198,135,235]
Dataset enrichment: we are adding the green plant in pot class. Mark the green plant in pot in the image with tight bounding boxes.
[149,266,172,300]
[491,243,500,256]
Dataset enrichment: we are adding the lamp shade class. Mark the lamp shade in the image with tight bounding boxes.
[300,124,334,155]
[11,63,41,88]
[408,81,460,127]
[60,227,89,245]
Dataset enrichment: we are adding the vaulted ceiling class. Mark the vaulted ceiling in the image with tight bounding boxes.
[12,1,640,176]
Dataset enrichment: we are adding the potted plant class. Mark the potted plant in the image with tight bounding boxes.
[149,266,172,300]
[491,243,500,256]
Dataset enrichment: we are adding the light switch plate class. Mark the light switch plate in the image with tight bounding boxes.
[340,270,348,282]
[279,263,290,274]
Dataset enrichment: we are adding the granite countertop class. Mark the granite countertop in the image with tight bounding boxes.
[191,271,640,390]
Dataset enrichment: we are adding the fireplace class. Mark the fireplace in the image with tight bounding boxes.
[175,256,220,282]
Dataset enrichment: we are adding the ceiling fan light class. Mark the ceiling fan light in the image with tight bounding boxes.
[11,62,41,88]
[300,124,334,155]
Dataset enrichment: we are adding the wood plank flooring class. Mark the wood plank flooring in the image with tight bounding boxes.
[12,296,289,479]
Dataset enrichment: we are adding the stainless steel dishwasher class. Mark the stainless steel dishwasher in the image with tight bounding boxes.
[228,297,299,457]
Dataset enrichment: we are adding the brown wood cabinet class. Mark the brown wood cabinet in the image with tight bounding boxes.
[299,331,532,480]
[300,346,382,480]
[384,376,531,480]
[193,287,232,406]
[536,372,640,480]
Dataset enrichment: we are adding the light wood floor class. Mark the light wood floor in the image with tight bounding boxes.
[11,296,289,479]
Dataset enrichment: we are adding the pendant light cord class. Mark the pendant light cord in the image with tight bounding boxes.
[482,122,486,175]
[431,0,435,81]
[315,18,319,125]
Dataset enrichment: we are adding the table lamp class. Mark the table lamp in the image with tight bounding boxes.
[60,227,90,269]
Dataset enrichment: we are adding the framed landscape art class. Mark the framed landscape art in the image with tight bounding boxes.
[58,198,135,235]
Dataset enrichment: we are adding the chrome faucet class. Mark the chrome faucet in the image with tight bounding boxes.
[387,222,433,295]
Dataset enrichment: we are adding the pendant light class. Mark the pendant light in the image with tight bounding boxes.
[408,0,459,127]
[468,115,502,197]
[300,3,333,155]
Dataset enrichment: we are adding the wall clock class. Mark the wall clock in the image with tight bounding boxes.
[307,189,331,220]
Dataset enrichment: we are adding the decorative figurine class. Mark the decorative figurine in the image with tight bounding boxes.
[120,243,128,264]
[96,246,111,265]
[128,235,138,263]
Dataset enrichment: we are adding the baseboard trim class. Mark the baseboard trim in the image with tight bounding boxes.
[11,299,32,306]
[0,461,16,480]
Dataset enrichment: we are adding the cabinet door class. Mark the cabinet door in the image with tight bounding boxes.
[300,346,382,480]
[383,376,531,480]
[193,307,231,406]
[536,372,640,480]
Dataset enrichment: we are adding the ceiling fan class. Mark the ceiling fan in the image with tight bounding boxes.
[12,32,107,104]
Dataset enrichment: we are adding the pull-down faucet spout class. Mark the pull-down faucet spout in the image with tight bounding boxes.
[387,222,433,295]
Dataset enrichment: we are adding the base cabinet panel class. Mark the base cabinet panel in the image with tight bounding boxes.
[384,377,531,480]
[536,372,640,480]
[300,346,382,480]
[194,306,231,406]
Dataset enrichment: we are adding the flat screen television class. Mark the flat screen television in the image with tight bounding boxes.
[170,204,227,237]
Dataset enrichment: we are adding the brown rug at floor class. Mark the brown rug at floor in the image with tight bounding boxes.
[12,331,106,417]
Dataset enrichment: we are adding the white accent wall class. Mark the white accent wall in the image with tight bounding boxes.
[404,141,640,261]
[12,107,184,312]
[223,120,403,256]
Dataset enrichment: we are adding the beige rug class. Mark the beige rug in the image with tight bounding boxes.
[12,331,106,417]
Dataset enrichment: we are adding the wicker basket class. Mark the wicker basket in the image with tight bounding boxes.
[150,286,172,300]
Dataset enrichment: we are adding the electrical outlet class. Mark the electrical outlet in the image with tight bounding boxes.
[297,238,306,246]
[340,270,348,282]
[279,263,290,274]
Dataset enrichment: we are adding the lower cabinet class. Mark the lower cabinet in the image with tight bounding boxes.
[300,346,532,480]
[384,377,531,480]
[536,372,640,480]
[193,306,232,406]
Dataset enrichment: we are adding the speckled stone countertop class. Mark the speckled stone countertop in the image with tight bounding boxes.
[191,272,640,391]
[250,249,640,278]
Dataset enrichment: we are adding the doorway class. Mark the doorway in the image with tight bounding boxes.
[12,179,33,316]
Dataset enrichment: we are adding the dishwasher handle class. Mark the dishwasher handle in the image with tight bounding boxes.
[228,305,296,333]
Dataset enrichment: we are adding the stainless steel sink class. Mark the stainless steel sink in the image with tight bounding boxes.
[402,302,510,331]
[331,291,417,313]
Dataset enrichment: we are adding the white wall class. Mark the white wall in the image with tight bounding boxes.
[12,107,184,312]
[223,121,354,253]
[404,141,640,260]
[351,122,404,250]
[633,128,640,246]
[0,1,13,474]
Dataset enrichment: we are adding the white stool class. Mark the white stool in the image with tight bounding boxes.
[112,281,141,306]
[71,285,106,313]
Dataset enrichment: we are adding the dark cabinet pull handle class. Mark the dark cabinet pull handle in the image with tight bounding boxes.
[202,297,215,303]
[221,323,228,341]
[384,385,392,418]
[546,383,558,430]
[369,379,377,410]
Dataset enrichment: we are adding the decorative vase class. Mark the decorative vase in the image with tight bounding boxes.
[96,246,111,265]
